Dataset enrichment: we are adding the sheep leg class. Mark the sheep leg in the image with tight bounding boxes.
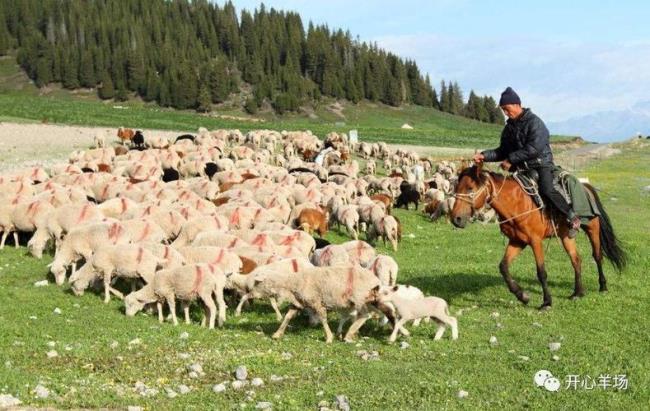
[214,287,226,327]
[109,287,124,300]
[234,293,250,316]
[272,307,299,340]
[433,321,446,340]
[13,231,19,248]
[343,311,372,343]
[439,313,458,340]
[202,294,217,330]
[103,273,112,303]
[157,302,164,323]
[182,302,191,324]
[389,318,408,343]
[269,297,283,321]
[412,318,422,327]
[167,296,178,325]
[0,231,8,248]
[311,304,333,343]
[337,310,354,336]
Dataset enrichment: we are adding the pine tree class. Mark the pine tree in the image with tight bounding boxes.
[208,59,230,103]
[62,51,79,89]
[196,84,212,112]
[450,81,464,115]
[35,56,52,87]
[97,71,114,99]
[440,80,450,113]
[79,49,96,88]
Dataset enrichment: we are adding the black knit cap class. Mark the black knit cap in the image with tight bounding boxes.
[499,86,521,106]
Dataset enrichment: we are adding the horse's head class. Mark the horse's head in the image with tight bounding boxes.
[451,164,491,228]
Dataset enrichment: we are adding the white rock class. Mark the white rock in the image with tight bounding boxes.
[127,407,142,411]
[33,280,48,287]
[29,316,37,320]
[33,384,50,399]
[270,375,283,383]
[231,380,247,390]
[549,342,561,352]
[316,390,324,396]
[179,331,189,340]
[47,341,56,348]
[490,312,500,318]
[489,336,498,346]
[235,365,248,381]
[178,353,190,360]
[53,307,62,315]
[46,350,58,358]
[400,341,410,349]
[212,383,227,393]
[188,371,199,379]
[334,395,350,411]
[517,355,530,361]
[251,378,264,387]
[0,394,21,407]
[407,233,416,239]
[256,401,273,410]
[178,385,191,394]
[188,363,204,374]
[457,390,469,399]
[110,341,119,349]
[281,352,292,360]
[165,388,177,398]
[552,355,560,361]
[532,322,543,328]
[128,338,142,346]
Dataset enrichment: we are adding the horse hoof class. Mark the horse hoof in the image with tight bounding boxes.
[538,304,552,311]
[518,292,530,305]
[569,292,585,300]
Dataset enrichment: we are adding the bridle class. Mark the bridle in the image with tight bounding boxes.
[453,172,503,210]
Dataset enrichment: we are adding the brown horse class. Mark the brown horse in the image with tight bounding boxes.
[451,164,626,310]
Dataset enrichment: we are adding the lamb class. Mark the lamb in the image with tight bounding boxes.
[124,263,228,328]
[377,286,458,343]
[263,263,387,343]
[365,160,376,175]
[296,208,328,237]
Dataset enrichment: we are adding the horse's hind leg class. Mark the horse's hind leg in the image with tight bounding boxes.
[499,240,529,304]
[531,240,552,310]
[560,235,584,299]
[584,218,607,292]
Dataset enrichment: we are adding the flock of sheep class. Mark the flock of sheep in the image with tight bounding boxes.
[0,127,473,343]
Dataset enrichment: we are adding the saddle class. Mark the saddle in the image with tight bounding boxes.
[512,167,573,208]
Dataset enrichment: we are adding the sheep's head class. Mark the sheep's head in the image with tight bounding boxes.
[27,235,46,259]
[124,293,146,317]
[377,285,399,303]
[49,261,67,286]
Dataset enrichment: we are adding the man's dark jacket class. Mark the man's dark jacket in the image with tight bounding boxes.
[482,108,554,169]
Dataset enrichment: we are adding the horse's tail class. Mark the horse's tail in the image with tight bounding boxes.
[585,184,627,272]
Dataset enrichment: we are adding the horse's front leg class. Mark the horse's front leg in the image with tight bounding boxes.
[561,236,584,299]
[499,240,529,304]
[531,240,552,310]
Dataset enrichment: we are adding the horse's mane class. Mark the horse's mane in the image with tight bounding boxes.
[458,165,506,184]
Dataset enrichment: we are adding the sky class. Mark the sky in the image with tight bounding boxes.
[220,1,650,123]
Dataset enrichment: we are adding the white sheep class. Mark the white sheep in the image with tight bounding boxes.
[124,263,227,328]
[377,286,458,343]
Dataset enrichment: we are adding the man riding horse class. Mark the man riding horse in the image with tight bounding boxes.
[473,87,582,238]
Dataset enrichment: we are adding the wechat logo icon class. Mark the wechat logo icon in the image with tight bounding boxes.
[534,370,560,392]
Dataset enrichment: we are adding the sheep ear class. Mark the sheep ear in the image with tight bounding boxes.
[392,285,399,292]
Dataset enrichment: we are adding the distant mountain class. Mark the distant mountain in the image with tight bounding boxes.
[548,101,650,142]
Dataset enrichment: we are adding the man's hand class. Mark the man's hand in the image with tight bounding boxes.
[500,160,512,171]
[473,153,485,164]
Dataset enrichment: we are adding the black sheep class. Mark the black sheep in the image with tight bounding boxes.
[131,130,145,149]
[204,162,219,179]
[162,168,180,182]
[395,183,421,210]
[175,134,195,143]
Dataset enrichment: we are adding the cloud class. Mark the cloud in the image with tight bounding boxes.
[373,34,650,122]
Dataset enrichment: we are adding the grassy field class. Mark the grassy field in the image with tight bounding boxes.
[0,141,648,409]
[0,56,579,149]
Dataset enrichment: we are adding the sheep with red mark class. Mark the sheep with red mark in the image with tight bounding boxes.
[124,263,227,328]
[364,255,399,286]
[191,231,247,249]
[171,215,229,247]
[177,246,242,276]
[367,215,399,252]
[140,242,186,269]
[70,244,160,303]
[49,221,132,285]
[233,257,314,319]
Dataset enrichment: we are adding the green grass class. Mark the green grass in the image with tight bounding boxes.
[0,143,648,409]
[0,55,577,149]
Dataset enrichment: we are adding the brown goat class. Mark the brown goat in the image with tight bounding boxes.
[117,127,135,144]
[370,193,393,214]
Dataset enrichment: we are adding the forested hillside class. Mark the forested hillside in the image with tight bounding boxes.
[0,0,502,124]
